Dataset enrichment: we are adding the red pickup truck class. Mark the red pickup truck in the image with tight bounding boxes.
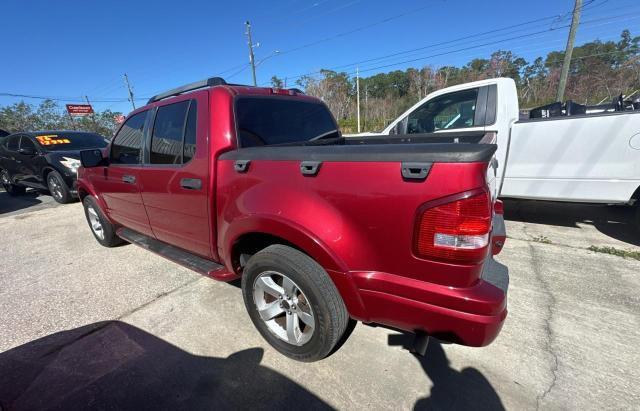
[77,77,508,362]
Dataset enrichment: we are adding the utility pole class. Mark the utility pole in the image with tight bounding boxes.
[123,73,136,110]
[364,84,368,131]
[85,95,98,129]
[356,67,361,133]
[245,21,258,86]
[556,0,582,102]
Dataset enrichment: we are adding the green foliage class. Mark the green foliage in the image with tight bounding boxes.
[285,30,640,132]
[270,75,284,88]
[588,245,640,260]
[0,99,122,137]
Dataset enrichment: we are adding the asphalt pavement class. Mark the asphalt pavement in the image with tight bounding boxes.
[0,193,638,410]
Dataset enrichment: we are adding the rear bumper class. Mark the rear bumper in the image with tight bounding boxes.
[350,258,508,347]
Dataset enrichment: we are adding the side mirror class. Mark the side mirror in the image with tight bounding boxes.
[18,147,36,156]
[80,149,107,168]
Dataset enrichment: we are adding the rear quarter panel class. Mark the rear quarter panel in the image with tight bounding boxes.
[216,158,489,288]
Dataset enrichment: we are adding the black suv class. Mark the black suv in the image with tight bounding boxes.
[0,131,108,203]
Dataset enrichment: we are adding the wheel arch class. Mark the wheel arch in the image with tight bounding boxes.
[225,215,348,274]
[41,166,56,183]
[229,218,369,321]
[76,180,113,224]
[631,185,640,203]
[226,219,367,320]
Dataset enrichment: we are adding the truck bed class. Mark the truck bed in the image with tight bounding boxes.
[217,140,497,288]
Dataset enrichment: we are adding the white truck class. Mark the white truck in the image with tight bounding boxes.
[350,77,640,229]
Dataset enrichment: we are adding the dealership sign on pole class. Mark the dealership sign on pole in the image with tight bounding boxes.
[66,104,94,116]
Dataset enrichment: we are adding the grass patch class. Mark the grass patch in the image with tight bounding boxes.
[531,235,552,244]
[587,245,640,261]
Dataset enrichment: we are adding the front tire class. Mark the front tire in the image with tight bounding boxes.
[47,170,72,204]
[1,169,26,196]
[83,196,123,247]
[241,244,349,362]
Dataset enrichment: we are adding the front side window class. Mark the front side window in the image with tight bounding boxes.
[150,100,191,164]
[406,88,479,134]
[111,111,148,164]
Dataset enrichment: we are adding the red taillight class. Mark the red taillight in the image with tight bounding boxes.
[494,199,504,215]
[415,191,492,264]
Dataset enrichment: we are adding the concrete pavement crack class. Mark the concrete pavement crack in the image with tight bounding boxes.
[529,243,560,410]
[38,276,204,358]
[114,276,204,321]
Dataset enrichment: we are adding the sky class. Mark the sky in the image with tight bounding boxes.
[2,0,639,114]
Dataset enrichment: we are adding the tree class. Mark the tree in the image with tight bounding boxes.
[270,76,284,88]
[0,100,123,136]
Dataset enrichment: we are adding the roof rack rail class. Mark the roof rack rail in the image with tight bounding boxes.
[147,77,226,104]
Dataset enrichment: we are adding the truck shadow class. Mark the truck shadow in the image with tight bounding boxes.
[503,199,640,247]
[388,335,505,411]
[0,321,332,410]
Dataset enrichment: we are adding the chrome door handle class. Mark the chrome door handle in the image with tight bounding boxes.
[122,175,136,184]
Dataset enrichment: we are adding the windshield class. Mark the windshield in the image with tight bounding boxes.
[235,97,338,147]
[35,133,108,151]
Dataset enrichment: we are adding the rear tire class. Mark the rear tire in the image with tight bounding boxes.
[241,244,349,362]
[1,169,26,196]
[82,196,123,247]
[635,206,640,233]
[47,170,72,204]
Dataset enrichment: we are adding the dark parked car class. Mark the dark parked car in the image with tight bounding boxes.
[0,129,10,138]
[0,131,108,203]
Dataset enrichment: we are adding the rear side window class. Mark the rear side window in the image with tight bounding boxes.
[150,100,197,165]
[111,111,148,164]
[20,137,36,150]
[235,97,337,147]
[7,136,20,151]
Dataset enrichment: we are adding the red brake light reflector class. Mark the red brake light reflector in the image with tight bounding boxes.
[270,88,296,96]
[415,192,492,264]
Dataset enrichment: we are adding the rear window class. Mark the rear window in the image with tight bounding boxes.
[35,133,108,151]
[235,97,337,147]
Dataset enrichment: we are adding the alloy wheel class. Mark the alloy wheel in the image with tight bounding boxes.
[252,271,315,346]
[48,175,63,200]
[87,205,105,240]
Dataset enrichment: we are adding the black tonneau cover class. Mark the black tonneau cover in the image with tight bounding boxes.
[219,137,496,163]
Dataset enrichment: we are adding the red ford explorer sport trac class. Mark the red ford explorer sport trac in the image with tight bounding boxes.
[77,77,508,362]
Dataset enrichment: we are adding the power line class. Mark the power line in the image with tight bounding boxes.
[265,10,640,85]
[0,93,148,102]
